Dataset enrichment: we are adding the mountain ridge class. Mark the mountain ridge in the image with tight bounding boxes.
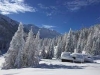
[0,14,61,53]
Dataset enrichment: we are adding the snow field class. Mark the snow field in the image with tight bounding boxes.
[0,56,100,75]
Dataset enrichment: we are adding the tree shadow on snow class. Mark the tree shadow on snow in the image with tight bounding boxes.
[36,63,85,69]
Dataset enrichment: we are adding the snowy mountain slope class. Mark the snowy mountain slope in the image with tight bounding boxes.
[0,56,100,75]
[24,24,60,38]
[0,14,18,53]
[0,14,60,54]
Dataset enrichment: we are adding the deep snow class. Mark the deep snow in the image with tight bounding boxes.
[0,56,100,75]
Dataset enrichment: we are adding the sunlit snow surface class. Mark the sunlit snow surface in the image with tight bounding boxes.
[0,56,100,75]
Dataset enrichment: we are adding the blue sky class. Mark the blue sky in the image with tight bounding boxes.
[0,0,100,33]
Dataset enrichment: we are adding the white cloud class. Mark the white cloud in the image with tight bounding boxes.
[64,0,100,11]
[38,3,49,10]
[38,3,57,10]
[97,17,100,19]
[47,13,52,16]
[0,0,36,15]
[42,25,56,29]
[38,3,57,16]
[97,17,100,22]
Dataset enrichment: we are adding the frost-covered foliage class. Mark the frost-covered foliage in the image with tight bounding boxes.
[53,25,100,56]
[2,22,25,69]
[65,28,74,52]
[26,24,100,59]
[40,24,100,59]
[32,30,40,66]
[2,24,40,69]
[2,24,100,69]
[23,27,38,67]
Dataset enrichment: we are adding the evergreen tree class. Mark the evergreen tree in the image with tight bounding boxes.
[72,32,78,52]
[77,32,82,53]
[32,30,40,66]
[22,27,35,67]
[2,22,25,69]
[46,40,54,59]
[83,32,93,55]
[41,43,46,59]
[91,27,100,55]
[56,37,62,58]
[65,28,74,52]
[95,38,100,55]
[76,29,88,53]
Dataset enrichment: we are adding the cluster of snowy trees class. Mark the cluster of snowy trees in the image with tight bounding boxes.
[40,25,100,59]
[2,23,100,69]
[2,23,40,69]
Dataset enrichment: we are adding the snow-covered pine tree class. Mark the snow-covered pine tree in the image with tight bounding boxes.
[80,29,88,53]
[77,31,82,53]
[95,38,100,55]
[32,30,40,66]
[65,28,74,52]
[54,46,58,58]
[45,45,50,59]
[83,32,93,55]
[2,22,25,69]
[41,43,46,59]
[56,36,62,58]
[40,38,48,58]
[62,33,67,52]
[91,27,100,55]
[46,39,54,59]
[72,32,78,52]
[22,27,35,67]
[50,39,55,58]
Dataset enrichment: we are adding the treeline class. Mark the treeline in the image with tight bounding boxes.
[40,24,100,59]
[2,23,100,69]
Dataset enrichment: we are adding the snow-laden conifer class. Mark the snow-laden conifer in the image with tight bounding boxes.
[22,27,35,67]
[65,28,74,52]
[2,22,25,69]
[32,30,40,67]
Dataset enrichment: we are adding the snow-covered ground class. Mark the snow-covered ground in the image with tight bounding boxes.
[0,56,100,75]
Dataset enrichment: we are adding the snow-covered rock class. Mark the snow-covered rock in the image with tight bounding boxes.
[61,52,93,63]
[71,53,84,63]
[61,52,73,62]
